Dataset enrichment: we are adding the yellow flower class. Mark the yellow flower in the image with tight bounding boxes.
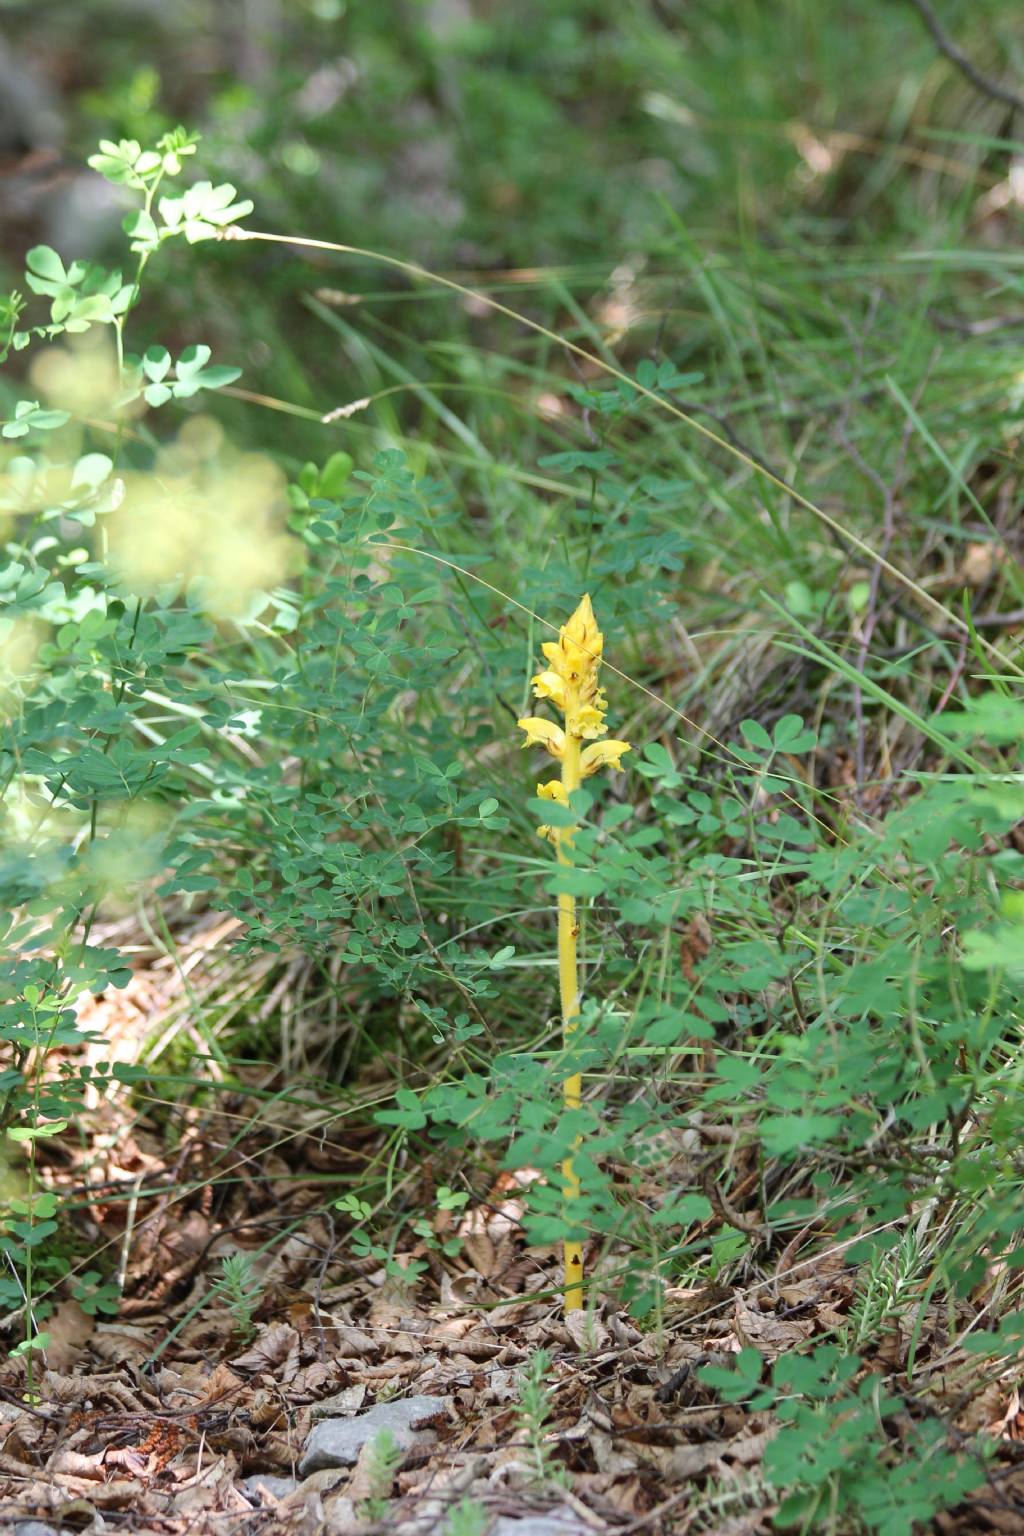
[531,669,568,709]
[580,739,632,776]
[568,703,608,740]
[517,716,566,758]
[515,593,630,1317]
[536,779,569,842]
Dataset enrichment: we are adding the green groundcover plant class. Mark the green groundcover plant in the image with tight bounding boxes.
[1,128,1022,1530]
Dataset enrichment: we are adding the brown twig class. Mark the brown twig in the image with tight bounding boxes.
[908,0,1024,115]
[701,1166,769,1239]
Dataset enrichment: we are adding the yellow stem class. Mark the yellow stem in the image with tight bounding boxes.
[558,732,583,1312]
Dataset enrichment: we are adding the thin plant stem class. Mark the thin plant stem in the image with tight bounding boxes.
[558,731,583,1310]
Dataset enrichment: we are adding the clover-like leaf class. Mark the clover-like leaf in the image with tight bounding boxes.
[70,453,113,492]
[160,181,254,243]
[123,208,161,254]
[2,401,70,439]
[25,246,66,284]
[142,346,172,383]
[175,344,213,380]
[88,137,162,188]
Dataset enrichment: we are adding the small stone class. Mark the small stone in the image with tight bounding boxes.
[489,1515,594,1536]
[242,1473,299,1501]
[15,1525,61,1536]
[298,1394,447,1476]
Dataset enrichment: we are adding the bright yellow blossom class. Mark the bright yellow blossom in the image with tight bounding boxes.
[536,778,570,843]
[571,703,607,740]
[517,716,566,758]
[580,739,632,776]
[530,669,569,709]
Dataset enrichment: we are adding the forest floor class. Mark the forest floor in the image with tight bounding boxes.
[3,910,1024,1536]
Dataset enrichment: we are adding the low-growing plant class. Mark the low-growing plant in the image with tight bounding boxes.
[357,1426,403,1522]
[703,1345,986,1534]
[514,1347,566,1490]
[443,1497,489,1536]
[216,1252,263,1341]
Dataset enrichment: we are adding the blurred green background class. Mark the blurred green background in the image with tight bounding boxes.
[4,1,1023,395]
[3,0,1024,603]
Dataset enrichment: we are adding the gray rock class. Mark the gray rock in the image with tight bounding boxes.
[242,1473,299,1501]
[15,1524,61,1536]
[489,1516,594,1536]
[298,1394,447,1476]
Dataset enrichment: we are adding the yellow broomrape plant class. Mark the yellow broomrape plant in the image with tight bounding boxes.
[518,594,630,1312]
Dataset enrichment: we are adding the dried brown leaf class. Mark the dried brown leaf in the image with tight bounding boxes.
[43,1300,95,1373]
[733,1299,816,1357]
[231,1322,301,1380]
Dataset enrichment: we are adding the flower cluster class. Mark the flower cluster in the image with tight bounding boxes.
[518,594,630,835]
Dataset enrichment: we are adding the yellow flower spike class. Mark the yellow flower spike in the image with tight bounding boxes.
[516,593,630,1316]
[517,717,566,758]
[580,739,632,777]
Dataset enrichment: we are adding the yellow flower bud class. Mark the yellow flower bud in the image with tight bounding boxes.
[541,593,604,693]
[519,598,628,771]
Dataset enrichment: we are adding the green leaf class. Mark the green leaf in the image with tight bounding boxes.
[71,452,113,490]
[527,796,576,828]
[319,451,354,496]
[189,364,241,391]
[8,1118,69,1142]
[651,1193,713,1227]
[740,718,773,752]
[25,246,66,283]
[761,1113,842,1155]
[546,867,606,898]
[961,925,1024,974]
[773,713,817,752]
[142,346,172,383]
[10,1332,50,1358]
[374,1089,427,1130]
[699,1347,765,1401]
[175,344,212,380]
[123,209,161,250]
